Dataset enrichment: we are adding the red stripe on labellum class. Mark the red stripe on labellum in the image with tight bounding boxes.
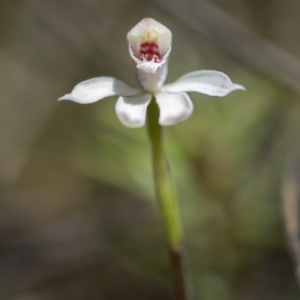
[140,42,159,49]
[139,42,161,61]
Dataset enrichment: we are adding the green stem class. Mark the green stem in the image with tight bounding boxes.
[147,98,190,300]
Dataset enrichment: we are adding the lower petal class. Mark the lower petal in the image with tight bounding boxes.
[155,92,193,126]
[115,94,152,128]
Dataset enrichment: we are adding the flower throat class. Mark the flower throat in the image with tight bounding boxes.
[139,42,161,62]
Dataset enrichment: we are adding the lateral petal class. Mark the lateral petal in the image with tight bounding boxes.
[59,77,141,104]
[162,70,245,97]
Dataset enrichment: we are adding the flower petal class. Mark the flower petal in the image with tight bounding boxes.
[162,70,245,97]
[136,62,168,92]
[127,18,172,57]
[59,77,141,104]
[155,92,193,126]
[115,93,152,128]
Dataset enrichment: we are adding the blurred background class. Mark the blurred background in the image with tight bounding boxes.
[1,0,300,299]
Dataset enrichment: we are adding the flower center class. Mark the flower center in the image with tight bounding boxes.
[139,42,161,62]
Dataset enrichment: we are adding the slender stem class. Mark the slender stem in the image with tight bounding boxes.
[147,98,190,300]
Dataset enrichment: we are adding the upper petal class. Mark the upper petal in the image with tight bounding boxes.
[59,77,141,104]
[115,93,152,128]
[127,18,172,75]
[127,18,172,56]
[162,70,245,97]
[155,92,193,126]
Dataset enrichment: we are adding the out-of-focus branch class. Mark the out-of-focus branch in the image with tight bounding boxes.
[152,0,300,95]
[282,143,300,286]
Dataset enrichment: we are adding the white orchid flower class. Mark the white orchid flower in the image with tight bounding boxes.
[59,18,245,128]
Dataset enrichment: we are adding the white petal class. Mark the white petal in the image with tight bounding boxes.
[162,70,245,97]
[115,94,152,128]
[136,63,168,92]
[127,18,172,56]
[155,92,193,126]
[59,77,141,104]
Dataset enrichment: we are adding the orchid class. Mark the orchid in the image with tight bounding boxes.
[59,17,245,128]
[59,18,246,300]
